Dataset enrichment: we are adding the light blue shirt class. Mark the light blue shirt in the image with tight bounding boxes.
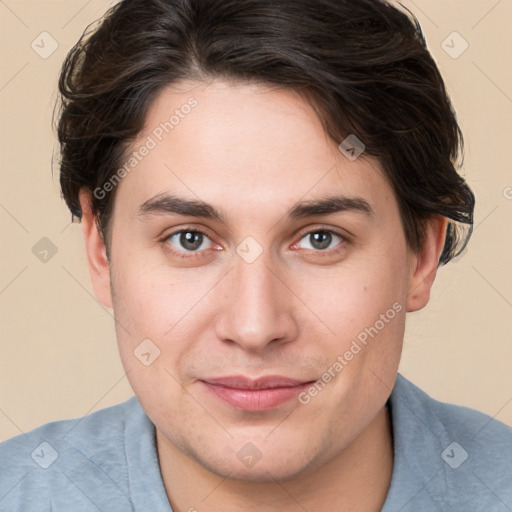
[1,374,511,511]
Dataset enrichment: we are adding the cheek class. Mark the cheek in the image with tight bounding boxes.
[111,248,193,333]
[109,255,180,371]
[109,252,223,389]
[109,263,194,420]
[296,252,408,345]
[292,246,408,404]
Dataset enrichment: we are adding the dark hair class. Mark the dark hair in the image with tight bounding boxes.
[56,0,474,265]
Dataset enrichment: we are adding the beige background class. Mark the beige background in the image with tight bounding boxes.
[0,0,511,441]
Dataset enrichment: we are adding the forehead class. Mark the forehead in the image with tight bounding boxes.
[113,78,397,225]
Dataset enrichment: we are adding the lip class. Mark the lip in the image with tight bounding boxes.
[199,375,314,412]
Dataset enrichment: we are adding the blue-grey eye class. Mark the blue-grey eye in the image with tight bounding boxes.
[168,230,212,252]
[298,231,342,251]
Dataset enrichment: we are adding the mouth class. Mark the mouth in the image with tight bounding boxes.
[199,375,315,412]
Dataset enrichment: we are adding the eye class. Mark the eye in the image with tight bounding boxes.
[296,230,346,252]
[162,227,347,260]
[166,229,213,253]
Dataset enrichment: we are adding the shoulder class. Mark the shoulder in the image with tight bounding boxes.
[392,373,512,454]
[0,396,142,511]
[386,374,512,511]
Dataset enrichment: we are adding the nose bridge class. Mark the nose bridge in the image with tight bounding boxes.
[235,252,277,312]
[215,247,297,351]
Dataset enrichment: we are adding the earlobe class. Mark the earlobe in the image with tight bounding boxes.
[78,189,113,309]
[406,216,448,313]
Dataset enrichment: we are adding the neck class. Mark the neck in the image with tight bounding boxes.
[157,405,393,512]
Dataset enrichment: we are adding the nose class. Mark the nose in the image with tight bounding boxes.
[214,250,299,353]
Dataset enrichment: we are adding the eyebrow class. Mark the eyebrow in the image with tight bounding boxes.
[137,193,374,222]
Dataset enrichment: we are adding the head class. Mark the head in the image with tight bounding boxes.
[56,0,474,481]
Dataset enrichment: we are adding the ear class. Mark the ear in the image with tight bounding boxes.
[78,189,113,309]
[406,215,448,313]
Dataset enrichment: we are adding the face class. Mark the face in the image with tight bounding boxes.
[81,78,444,482]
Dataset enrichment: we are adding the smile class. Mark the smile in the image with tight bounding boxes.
[199,375,315,412]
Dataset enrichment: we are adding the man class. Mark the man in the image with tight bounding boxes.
[1,0,510,510]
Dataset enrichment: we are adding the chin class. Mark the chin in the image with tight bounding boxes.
[188,441,325,484]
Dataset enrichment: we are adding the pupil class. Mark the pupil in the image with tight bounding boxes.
[311,232,331,250]
[181,231,202,250]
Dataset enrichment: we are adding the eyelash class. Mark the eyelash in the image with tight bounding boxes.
[161,226,349,260]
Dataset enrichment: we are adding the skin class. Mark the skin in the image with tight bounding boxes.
[79,78,447,512]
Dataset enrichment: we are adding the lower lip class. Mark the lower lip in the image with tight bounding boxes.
[201,382,312,412]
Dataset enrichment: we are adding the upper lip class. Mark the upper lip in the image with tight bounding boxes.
[200,375,313,390]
